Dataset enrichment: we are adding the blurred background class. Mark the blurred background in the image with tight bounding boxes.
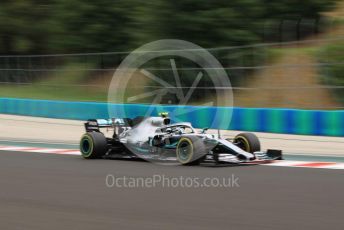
[0,0,342,109]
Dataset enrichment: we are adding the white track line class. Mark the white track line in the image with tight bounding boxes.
[0,145,80,155]
[0,145,343,169]
[265,160,344,169]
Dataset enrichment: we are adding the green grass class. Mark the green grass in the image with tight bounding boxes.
[41,63,92,85]
[316,40,344,104]
[0,38,341,106]
[268,46,320,60]
[0,84,108,102]
[0,62,109,102]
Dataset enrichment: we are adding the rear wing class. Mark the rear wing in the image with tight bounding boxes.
[84,118,131,132]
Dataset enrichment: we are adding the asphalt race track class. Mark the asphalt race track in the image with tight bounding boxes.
[0,150,343,230]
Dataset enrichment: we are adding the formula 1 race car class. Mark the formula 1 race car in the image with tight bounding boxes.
[79,113,283,165]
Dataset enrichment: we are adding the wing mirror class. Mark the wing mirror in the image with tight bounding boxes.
[201,127,209,134]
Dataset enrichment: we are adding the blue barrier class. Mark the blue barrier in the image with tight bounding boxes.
[0,98,343,136]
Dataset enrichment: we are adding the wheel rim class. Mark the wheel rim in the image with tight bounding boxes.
[80,135,93,157]
[177,140,193,163]
[235,137,250,153]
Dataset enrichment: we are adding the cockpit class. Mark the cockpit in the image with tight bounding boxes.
[157,124,195,135]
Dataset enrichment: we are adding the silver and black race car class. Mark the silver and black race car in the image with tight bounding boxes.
[80,114,283,165]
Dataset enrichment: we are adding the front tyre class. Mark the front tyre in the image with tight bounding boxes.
[176,136,205,165]
[233,133,261,153]
[80,132,108,159]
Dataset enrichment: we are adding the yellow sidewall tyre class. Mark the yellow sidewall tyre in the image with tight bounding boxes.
[176,136,205,165]
[234,133,261,153]
[80,132,108,159]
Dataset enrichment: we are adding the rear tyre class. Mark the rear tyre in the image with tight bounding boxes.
[80,132,108,159]
[233,133,261,153]
[176,136,206,165]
